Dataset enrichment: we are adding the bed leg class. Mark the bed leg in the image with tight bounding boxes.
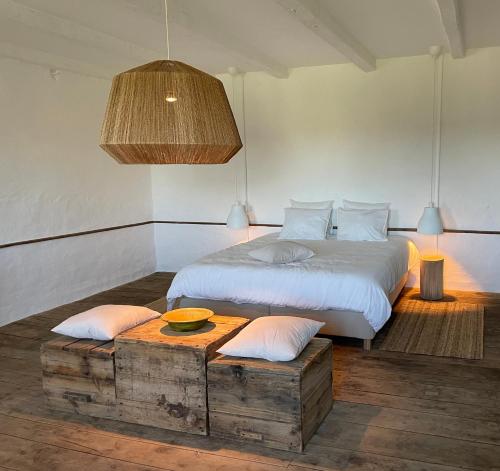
[363,339,372,351]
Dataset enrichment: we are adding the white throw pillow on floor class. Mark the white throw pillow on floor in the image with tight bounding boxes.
[217,316,325,362]
[248,241,315,264]
[51,305,160,340]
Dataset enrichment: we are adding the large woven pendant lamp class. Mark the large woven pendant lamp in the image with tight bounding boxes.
[100,1,242,164]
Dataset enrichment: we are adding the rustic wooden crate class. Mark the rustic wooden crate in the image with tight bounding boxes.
[207,337,333,452]
[114,315,249,435]
[40,335,118,420]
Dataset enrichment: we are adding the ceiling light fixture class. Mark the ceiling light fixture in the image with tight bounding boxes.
[99,0,242,164]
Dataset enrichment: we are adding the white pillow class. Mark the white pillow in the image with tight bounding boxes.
[343,199,390,210]
[217,316,325,362]
[290,199,333,210]
[291,199,334,233]
[51,305,160,340]
[337,208,389,241]
[279,208,331,240]
[248,241,314,264]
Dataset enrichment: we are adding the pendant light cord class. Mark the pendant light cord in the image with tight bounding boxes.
[164,0,170,60]
[430,53,443,207]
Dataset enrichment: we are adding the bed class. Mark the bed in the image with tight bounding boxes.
[166,233,419,350]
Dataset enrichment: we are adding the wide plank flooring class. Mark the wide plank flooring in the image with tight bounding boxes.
[1,272,500,470]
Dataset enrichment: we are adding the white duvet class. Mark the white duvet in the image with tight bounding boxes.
[167,233,419,332]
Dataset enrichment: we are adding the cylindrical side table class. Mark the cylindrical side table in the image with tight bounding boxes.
[420,256,444,300]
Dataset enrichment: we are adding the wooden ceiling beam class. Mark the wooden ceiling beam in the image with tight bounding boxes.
[276,0,376,72]
[434,0,465,58]
[163,1,289,78]
[0,41,115,79]
[0,0,162,63]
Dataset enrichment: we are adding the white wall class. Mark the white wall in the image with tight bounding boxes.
[153,48,500,293]
[0,58,156,325]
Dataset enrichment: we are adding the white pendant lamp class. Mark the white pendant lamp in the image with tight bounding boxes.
[417,204,443,235]
[226,203,249,229]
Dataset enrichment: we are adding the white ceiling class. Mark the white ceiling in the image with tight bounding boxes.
[1,0,499,78]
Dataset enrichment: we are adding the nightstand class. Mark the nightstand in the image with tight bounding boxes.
[420,255,444,300]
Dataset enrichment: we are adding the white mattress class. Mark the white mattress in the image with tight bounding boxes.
[167,233,420,332]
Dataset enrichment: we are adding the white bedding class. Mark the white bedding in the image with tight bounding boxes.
[167,233,419,332]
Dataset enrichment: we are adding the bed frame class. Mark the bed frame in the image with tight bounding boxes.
[161,273,408,351]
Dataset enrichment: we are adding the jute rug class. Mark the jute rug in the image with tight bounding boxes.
[380,300,484,359]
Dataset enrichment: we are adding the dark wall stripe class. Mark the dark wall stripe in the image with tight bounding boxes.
[0,221,152,250]
[1,220,499,250]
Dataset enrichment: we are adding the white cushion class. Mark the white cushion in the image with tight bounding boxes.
[279,208,331,240]
[51,305,160,340]
[248,241,315,264]
[290,199,333,209]
[343,199,390,210]
[291,199,334,233]
[217,316,325,362]
[337,208,389,241]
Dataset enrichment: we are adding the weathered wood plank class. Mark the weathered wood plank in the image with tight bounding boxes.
[63,338,108,353]
[329,400,500,446]
[291,444,476,471]
[41,352,114,380]
[335,388,500,422]
[0,434,163,471]
[115,342,204,382]
[209,411,303,452]
[0,413,290,471]
[42,372,116,404]
[335,370,500,407]
[312,419,500,471]
[117,399,207,435]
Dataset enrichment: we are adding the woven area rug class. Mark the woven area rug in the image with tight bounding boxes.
[380,300,484,359]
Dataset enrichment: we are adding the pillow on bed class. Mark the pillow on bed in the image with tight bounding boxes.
[217,316,325,361]
[248,241,314,264]
[343,199,390,210]
[291,199,334,233]
[290,199,333,209]
[337,208,389,241]
[51,305,160,340]
[279,207,331,240]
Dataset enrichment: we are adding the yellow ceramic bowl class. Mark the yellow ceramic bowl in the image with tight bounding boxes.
[161,308,214,331]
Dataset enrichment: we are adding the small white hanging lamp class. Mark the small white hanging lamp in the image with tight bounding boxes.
[226,203,249,230]
[417,204,443,235]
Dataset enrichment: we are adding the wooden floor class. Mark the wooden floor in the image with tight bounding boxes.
[1,272,500,470]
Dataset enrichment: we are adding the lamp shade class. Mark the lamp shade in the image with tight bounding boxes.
[417,206,443,235]
[226,203,249,229]
[100,60,242,164]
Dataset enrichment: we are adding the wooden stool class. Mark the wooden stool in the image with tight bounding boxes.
[207,338,333,452]
[420,256,444,300]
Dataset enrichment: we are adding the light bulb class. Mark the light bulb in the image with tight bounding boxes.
[165,92,177,103]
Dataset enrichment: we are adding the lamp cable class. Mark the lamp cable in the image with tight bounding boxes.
[164,0,170,60]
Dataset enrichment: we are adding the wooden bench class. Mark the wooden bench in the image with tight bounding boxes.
[207,337,333,452]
